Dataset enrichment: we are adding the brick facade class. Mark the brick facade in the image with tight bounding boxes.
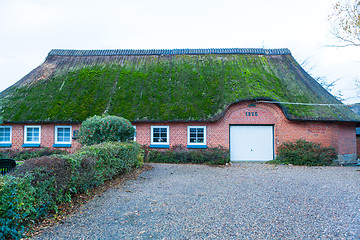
[135,101,357,163]
[1,101,357,162]
[1,123,81,154]
[357,136,360,158]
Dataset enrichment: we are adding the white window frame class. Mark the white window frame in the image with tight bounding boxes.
[151,126,169,145]
[0,126,12,144]
[55,126,72,144]
[187,126,207,146]
[133,126,136,141]
[24,125,41,144]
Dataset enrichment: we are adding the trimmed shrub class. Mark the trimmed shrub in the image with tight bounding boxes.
[67,141,143,193]
[0,141,142,239]
[0,147,67,162]
[77,115,135,146]
[144,145,229,165]
[14,156,72,213]
[275,139,337,166]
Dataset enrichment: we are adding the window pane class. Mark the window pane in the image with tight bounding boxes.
[57,127,71,142]
[63,129,70,141]
[26,127,40,142]
[0,129,4,142]
[0,128,10,142]
[189,127,205,144]
[152,127,168,143]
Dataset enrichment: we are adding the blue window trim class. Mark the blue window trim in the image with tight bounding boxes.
[53,144,72,148]
[0,144,12,148]
[149,144,170,149]
[22,144,40,148]
[187,145,208,149]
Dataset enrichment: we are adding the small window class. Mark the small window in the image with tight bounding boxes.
[187,126,207,148]
[0,126,12,147]
[150,126,169,147]
[55,126,72,144]
[24,126,41,146]
[133,126,136,141]
[72,130,79,140]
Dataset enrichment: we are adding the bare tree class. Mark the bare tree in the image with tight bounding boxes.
[299,58,345,101]
[329,0,360,47]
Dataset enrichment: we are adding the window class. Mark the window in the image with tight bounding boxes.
[23,126,41,147]
[187,126,207,148]
[55,126,72,145]
[0,126,12,147]
[133,126,136,141]
[72,130,79,140]
[150,126,169,148]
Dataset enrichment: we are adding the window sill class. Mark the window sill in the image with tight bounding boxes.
[53,144,72,148]
[0,143,12,148]
[187,145,207,149]
[22,144,40,148]
[149,144,170,149]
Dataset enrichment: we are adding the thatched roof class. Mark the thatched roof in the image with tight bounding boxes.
[1,48,359,123]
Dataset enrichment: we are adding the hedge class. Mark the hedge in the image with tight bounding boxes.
[0,141,142,240]
[273,139,338,166]
[0,147,67,162]
[143,145,230,165]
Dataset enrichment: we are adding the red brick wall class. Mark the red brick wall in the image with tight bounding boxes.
[1,123,81,153]
[134,101,357,159]
[357,136,360,157]
[1,101,357,160]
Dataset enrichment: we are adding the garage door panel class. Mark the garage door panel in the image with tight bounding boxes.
[230,125,274,161]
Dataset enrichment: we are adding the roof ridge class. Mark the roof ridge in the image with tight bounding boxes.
[48,48,291,56]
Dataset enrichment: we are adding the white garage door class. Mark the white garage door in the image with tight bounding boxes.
[230,125,274,161]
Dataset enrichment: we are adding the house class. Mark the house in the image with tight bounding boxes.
[1,48,359,163]
[349,103,360,158]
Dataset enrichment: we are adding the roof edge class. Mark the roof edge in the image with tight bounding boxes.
[48,48,291,57]
[3,98,360,124]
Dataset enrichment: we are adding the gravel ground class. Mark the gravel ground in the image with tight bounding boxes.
[34,163,360,239]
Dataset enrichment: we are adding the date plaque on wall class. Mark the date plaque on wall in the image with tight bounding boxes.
[245,112,258,116]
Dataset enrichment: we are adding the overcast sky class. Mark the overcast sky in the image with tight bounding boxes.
[0,0,359,103]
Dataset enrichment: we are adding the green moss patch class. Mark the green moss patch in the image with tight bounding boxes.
[1,54,358,122]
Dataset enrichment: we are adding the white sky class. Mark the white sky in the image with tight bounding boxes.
[0,0,359,103]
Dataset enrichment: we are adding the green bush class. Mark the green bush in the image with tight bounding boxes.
[0,174,37,240]
[0,147,67,161]
[14,156,72,213]
[274,139,337,166]
[144,145,229,165]
[77,115,135,146]
[0,141,142,239]
[67,141,143,193]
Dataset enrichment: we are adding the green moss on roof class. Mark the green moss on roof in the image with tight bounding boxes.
[1,51,359,123]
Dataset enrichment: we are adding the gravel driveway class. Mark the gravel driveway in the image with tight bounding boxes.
[34,163,360,239]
